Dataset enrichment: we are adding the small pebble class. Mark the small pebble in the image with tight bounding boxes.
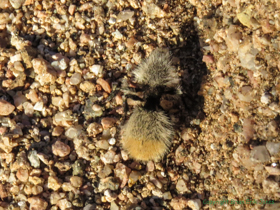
[16,169,29,182]
[80,81,96,93]
[14,61,24,71]
[117,10,134,22]
[202,55,214,63]
[28,150,40,168]
[65,126,82,139]
[146,161,155,172]
[87,122,103,137]
[90,65,103,76]
[98,164,113,178]
[250,146,271,163]
[108,17,116,25]
[97,78,111,93]
[52,126,64,136]
[96,140,110,150]
[0,100,15,116]
[28,197,48,210]
[142,2,165,18]
[101,117,117,129]
[52,141,71,157]
[110,201,119,210]
[98,177,120,191]
[176,179,188,193]
[70,176,83,188]
[70,73,82,85]
[266,142,280,157]
[112,30,123,39]
[121,150,129,161]
[265,166,280,175]
[114,163,131,188]
[128,170,141,187]
[68,4,76,15]
[57,198,72,210]
[48,176,62,191]
[108,138,116,145]
[101,150,116,164]
[163,191,172,200]
[92,104,102,112]
[261,93,271,105]
[170,196,188,210]
[72,160,85,176]
[0,0,11,9]
[187,199,202,210]
[9,0,25,9]
[33,102,44,111]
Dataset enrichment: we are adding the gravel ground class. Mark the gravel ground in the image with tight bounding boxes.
[0,0,280,209]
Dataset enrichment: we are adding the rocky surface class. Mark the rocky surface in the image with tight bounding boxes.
[0,0,279,209]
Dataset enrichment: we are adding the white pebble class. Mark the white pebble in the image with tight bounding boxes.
[59,58,68,70]
[118,43,126,51]
[32,24,39,31]
[187,199,202,210]
[112,29,123,39]
[18,201,26,207]
[89,65,103,76]
[10,54,22,63]
[92,104,102,112]
[108,138,116,145]
[108,17,116,24]
[33,102,44,111]
[261,93,271,105]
